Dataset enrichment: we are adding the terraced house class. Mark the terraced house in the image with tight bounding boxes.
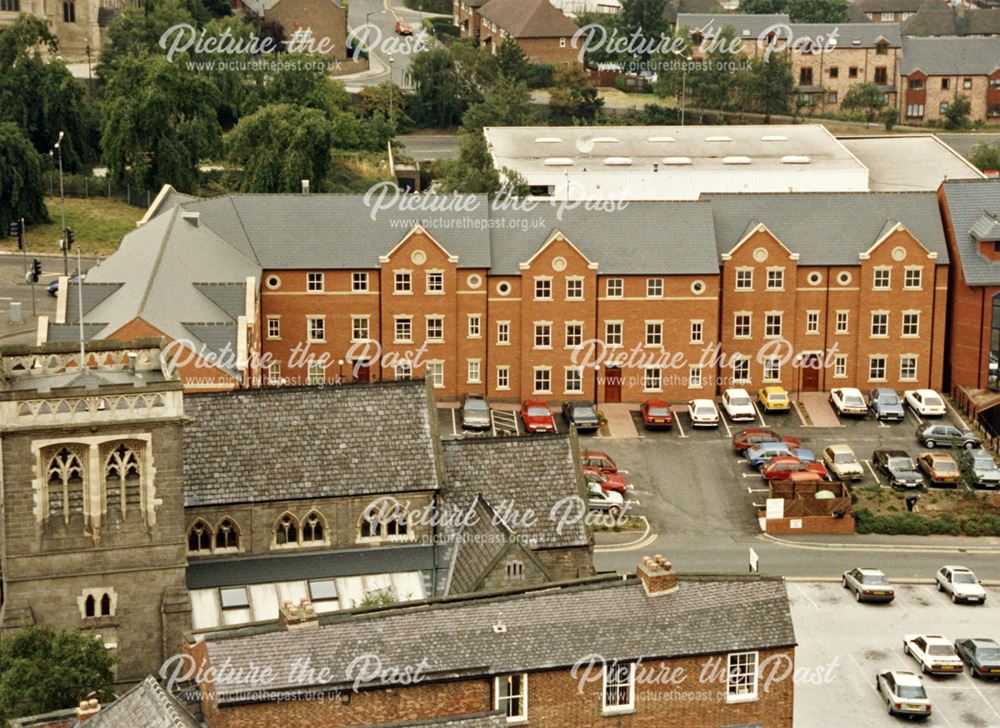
[899,36,1000,124]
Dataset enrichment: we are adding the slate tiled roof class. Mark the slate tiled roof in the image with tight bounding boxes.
[792,22,901,47]
[901,36,1000,75]
[77,676,200,728]
[942,179,1000,286]
[182,381,441,506]
[201,574,796,704]
[442,435,589,549]
[193,282,246,320]
[855,0,922,13]
[477,0,579,38]
[446,496,515,595]
[64,282,123,324]
[676,13,791,38]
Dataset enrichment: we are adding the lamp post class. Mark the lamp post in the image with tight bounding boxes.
[337,358,346,385]
[388,56,396,124]
[680,55,693,127]
[54,132,67,275]
[794,353,804,403]
[85,41,93,99]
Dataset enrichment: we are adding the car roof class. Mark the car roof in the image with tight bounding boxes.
[871,387,897,394]
[726,388,750,396]
[827,444,854,453]
[837,387,864,394]
[921,635,951,645]
[643,398,669,406]
[523,399,549,406]
[690,399,715,406]
[858,567,886,575]
[925,452,955,462]
[762,386,786,393]
[969,638,1000,647]
[913,388,938,395]
[943,565,973,572]
[889,671,923,686]
[581,450,610,458]
[876,449,910,457]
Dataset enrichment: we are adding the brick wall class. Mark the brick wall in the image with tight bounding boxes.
[265,0,348,60]
[763,514,856,534]
[900,71,1000,124]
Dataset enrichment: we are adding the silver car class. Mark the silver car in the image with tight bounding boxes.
[842,567,895,603]
[876,671,931,719]
[460,394,491,431]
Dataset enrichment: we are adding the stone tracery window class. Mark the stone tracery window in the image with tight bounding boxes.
[46,447,85,525]
[301,510,326,544]
[187,519,213,553]
[215,518,240,551]
[103,442,142,519]
[274,512,299,546]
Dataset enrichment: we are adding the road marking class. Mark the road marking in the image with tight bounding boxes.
[736,459,748,464]
[742,472,764,479]
[966,678,1000,723]
[907,407,925,426]
[490,409,497,438]
[794,583,821,609]
[673,411,687,439]
[752,401,768,428]
[450,408,458,437]
[720,410,733,438]
[864,459,881,485]
[747,486,769,494]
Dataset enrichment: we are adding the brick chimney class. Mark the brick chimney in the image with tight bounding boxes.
[76,698,101,722]
[637,554,678,596]
[279,598,319,630]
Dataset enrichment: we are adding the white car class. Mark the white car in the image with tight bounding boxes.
[904,389,946,417]
[936,565,986,604]
[688,399,720,427]
[721,388,756,422]
[829,387,867,417]
[876,671,932,719]
[903,634,964,675]
[587,482,624,516]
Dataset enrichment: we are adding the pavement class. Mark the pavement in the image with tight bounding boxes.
[798,392,843,428]
[602,403,640,439]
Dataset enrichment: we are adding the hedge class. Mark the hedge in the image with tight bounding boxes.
[854,508,1000,537]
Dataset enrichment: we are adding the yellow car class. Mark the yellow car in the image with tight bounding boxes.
[757,386,791,412]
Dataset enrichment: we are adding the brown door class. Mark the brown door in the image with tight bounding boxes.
[604,367,622,403]
[353,362,371,383]
[801,354,821,392]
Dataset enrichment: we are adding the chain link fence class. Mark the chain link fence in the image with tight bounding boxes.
[46,172,154,210]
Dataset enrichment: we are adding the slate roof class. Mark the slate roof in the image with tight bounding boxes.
[182,380,441,506]
[855,0,923,13]
[441,435,590,549]
[900,35,1000,75]
[663,0,724,25]
[76,676,200,728]
[942,179,1000,286]
[792,22,901,47]
[676,13,792,39]
[64,282,123,324]
[477,0,579,38]
[703,192,949,264]
[200,574,796,704]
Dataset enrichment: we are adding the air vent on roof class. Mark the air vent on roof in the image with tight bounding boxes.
[742,29,750,36]
[705,135,732,142]
[851,39,861,45]
[604,157,633,166]
[723,156,752,165]
[534,137,562,143]
[663,156,693,165]
[648,136,676,143]
[592,137,621,143]
[781,155,811,164]
[761,135,789,142]
[544,158,574,166]
[181,211,200,226]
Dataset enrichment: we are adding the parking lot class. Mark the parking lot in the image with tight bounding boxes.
[792,581,1000,727]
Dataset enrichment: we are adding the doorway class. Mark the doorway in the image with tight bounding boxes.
[604,367,622,403]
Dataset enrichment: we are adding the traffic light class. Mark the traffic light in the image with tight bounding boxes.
[8,220,23,250]
[64,227,74,250]
[32,258,41,279]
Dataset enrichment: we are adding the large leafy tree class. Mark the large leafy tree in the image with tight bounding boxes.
[944,95,972,130]
[0,625,115,724]
[686,26,739,111]
[99,0,200,73]
[970,142,1000,173]
[742,54,794,120]
[618,0,668,63]
[0,123,50,234]
[548,65,604,123]
[842,82,886,126]
[739,0,788,12]
[788,0,848,22]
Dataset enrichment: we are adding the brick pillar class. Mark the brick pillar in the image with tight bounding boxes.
[636,554,678,596]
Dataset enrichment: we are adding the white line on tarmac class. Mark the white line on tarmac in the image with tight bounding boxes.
[795,583,821,609]
[753,401,768,428]
[864,460,881,485]
[673,411,688,439]
[720,411,733,438]
[450,408,458,437]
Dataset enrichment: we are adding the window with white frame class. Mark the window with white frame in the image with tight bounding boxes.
[869,356,887,381]
[727,651,759,703]
[764,312,783,339]
[734,313,751,339]
[426,361,444,389]
[495,674,527,722]
[735,268,753,291]
[690,320,703,344]
[352,272,369,292]
[307,272,324,292]
[426,271,444,294]
[764,357,781,382]
[900,355,917,381]
[732,357,750,384]
[835,311,849,334]
[351,316,369,341]
[646,277,663,298]
[606,278,623,298]
[497,321,510,345]
[307,361,326,385]
[644,367,662,391]
[468,314,481,338]
[645,321,663,346]
[566,277,584,300]
[497,366,510,390]
[833,354,847,378]
[565,322,583,348]
[902,311,919,337]
[533,368,551,394]
[766,268,784,291]
[394,271,411,293]
[805,311,819,334]
[467,359,481,384]
[395,316,413,343]
[534,277,552,300]
[306,316,325,342]
[395,361,412,380]
[873,268,891,290]
[603,662,635,714]
[689,365,702,388]
[605,321,623,347]
[565,367,583,393]
[871,312,889,338]
[266,316,280,339]
[426,315,444,342]
[267,361,281,385]
[534,323,552,349]
[904,268,923,290]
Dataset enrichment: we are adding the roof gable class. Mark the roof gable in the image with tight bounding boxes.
[721,221,799,261]
[379,224,459,265]
[478,0,579,37]
[520,230,598,270]
[860,220,936,260]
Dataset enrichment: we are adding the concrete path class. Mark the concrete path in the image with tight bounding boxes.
[797,391,842,428]
[601,404,639,439]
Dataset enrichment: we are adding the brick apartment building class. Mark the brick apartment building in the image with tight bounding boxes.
[455,0,580,64]
[899,36,1000,124]
[186,561,796,728]
[854,0,922,23]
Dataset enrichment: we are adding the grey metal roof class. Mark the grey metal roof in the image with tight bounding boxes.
[838,135,984,192]
[703,192,949,264]
[901,36,1000,75]
[201,575,795,704]
[78,676,200,728]
[182,381,441,506]
[677,13,791,38]
[194,282,246,320]
[64,282,123,324]
[371,712,507,728]
[791,22,900,47]
[46,323,106,342]
[442,436,590,549]
[942,179,1000,286]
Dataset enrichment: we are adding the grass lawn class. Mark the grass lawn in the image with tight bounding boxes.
[3,196,140,259]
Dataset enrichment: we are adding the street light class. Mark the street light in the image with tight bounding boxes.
[794,353,804,402]
[337,358,346,385]
[53,132,67,276]
[680,55,693,127]
[388,56,396,125]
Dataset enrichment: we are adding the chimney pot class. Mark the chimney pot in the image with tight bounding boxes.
[637,554,678,597]
[76,699,101,722]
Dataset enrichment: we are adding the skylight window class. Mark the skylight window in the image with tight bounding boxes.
[663,157,693,165]
[544,158,574,166]
[604,157,633,166]
[705,135,732,142]
[534,137,562,143]
[723,156,752,165]
[781,155,811,164]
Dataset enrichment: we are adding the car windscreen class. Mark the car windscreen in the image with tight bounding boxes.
[844,396,864,406]
[769,393,787,401]
[896,684,927,699]
[928,644,955,656]
[973,455,996,467]
[936,461,958,473]
[924,396,944,407]
[878,393,899,404]
[527,407,550,417]
[860,573,889,585]
[730,397,750,406]
[834,453,856,464]
[889,458,916,470]
[575,406,597,419]
[977,647,1000,660]
[695,406,715,416]
[464,400,488,411]
[648,406,670,416]
[953,572,977,583]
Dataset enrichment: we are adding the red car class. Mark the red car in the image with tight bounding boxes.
[521,400,555,433]
[761,456,828,482]
[732,428,801,454]
[395,19,413,35]
[581,450,618,475]
[583,466,627,494]
[639,399,673,429]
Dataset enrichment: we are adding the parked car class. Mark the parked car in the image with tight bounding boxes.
[903,634,964,675]
[639,399,673,429]
[687,399,720,427]
[582,466,627,495]
[562,401,600,432]
[904,389,946,417]
[954,638,1000,679]
[842,567,895,603]
[394,19,413,34]
[872,450,924,489]
[875,671,932,719]
[936,566,986,604]
[587,482,624,516]
[580,450,618,475]
[823,444,864,481]
[746,441,794,468]
[731,428,801,455]
[869,388,905,422]
[721,388,756,421]
[830,387,867,417]
[460,394,491,431]
[761,456,827,481]
[757,386,791,413]
[915,423,980,450]
[47,273,85,296]
[521,400,555,433]
[789,448,817,463]
[917,453,960,487]
[966,449,1000,489]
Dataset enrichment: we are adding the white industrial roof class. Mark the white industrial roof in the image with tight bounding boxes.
[838,134,985,192]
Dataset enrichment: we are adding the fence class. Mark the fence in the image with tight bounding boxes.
[46,172,155,210]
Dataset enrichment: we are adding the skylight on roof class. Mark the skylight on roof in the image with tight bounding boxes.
[723,156,752,165]
[544,158,574,166]
[648,136,676,143]
[705,136,732,142]
[761,135,789,141]
[604,157,633,166]
[534,137,562,143]
[592,137,621,143]
[781,155,811,164]
[663,157,692,165]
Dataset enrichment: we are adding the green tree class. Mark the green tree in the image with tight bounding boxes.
[0,625,115,724]
[739,0,788,13]
[788,0,848,21]
[99,0,199,73]
[687,26,739,111]
[742,54,794,120]
[489,39,532,84]
[407,45,474,128]
[548,65,604,123]
[842,82,886,126]
[880,107,899,131]
[617,0,668,62]
[944,95,972,130]
[0,123,50,235]
[226,104,335,192]
[970,142,1000,172]
[0,14,57,68]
